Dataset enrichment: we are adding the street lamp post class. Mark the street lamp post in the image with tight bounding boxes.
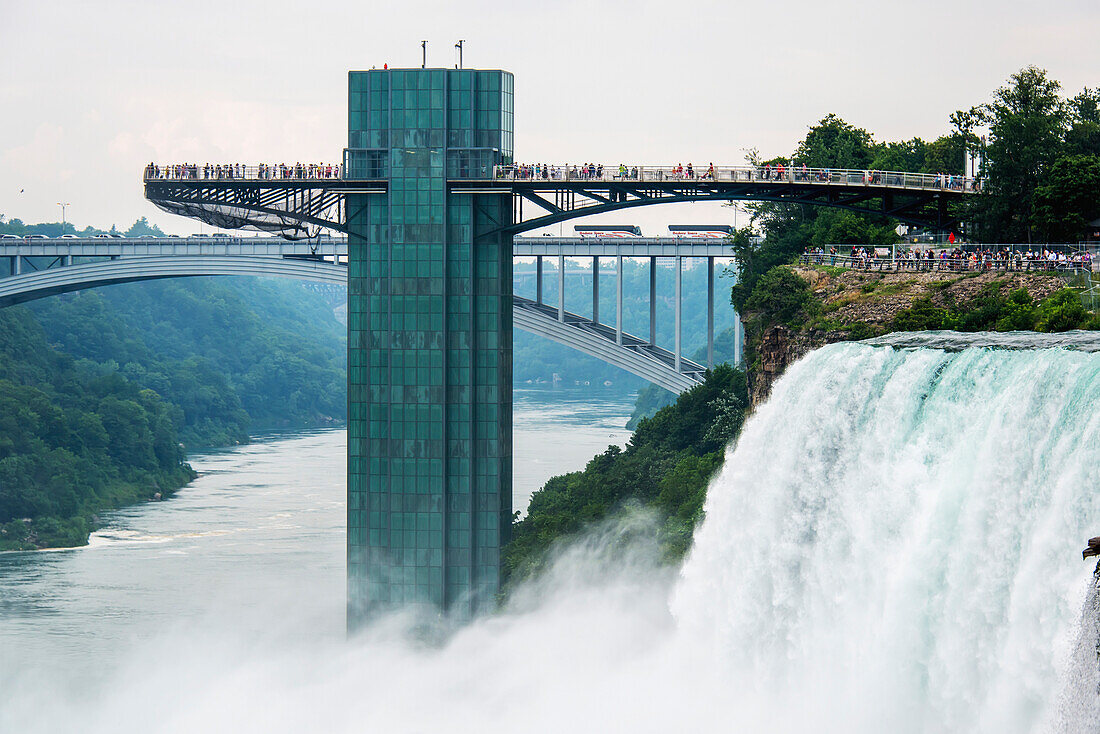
[57,202,70,235]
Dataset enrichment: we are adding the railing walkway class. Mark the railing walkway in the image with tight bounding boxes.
[494,165,982,192]
[798,253,1093,274]
[144,163,343,181]
[142,162,984,194]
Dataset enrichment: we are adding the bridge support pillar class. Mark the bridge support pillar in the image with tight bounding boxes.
[536,256,543,304]
[591,256,599,324]
[616,253,623,346]
[557,254,564,322]
[675,256,682,372]
[707,256,714,369]
[649,256,656,346]
[63,255,72,267]
[11,257,19,276]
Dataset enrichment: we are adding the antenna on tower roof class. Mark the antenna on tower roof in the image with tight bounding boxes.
[421,40,427,68]
[455,40,464,69]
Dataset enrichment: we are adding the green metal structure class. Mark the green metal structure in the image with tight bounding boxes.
[345,68,515,617]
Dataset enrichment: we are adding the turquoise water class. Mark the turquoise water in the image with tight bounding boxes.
[8,337,1096,733]
[0,387,635,691]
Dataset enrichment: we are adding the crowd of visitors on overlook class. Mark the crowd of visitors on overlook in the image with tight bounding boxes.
[144,163,343,180]
[498,162,980,190]
[804,245,1094,272]
[502,162,715,181]
[504,163,637,180]
[144,160,980,192]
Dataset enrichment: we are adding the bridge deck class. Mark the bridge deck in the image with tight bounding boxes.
[144,163,982,194]
[0,236,735,259]
[144,163,978,238]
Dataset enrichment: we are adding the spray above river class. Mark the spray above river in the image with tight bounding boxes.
[3,338,1099,733]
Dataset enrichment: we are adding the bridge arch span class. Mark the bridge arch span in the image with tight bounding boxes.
[0,256,348,308]
[0,256,704,393]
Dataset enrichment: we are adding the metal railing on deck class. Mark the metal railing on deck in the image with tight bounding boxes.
[494,164,983,192]
[798,252,1093,274]
[142,162,985,192]
[144,163,343,181]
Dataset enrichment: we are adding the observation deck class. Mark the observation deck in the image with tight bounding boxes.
[144,163,982,239]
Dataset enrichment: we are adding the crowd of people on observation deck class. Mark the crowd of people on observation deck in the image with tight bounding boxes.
[495,163,981,190]
[503,163,641,180]
[803,245,1092,272]
[144,163,343,180]
[143,159,981,193]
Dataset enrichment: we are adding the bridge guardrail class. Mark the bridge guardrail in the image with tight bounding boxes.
[494,165,983,193]
[144,163,343,181]
[141,162,984,194]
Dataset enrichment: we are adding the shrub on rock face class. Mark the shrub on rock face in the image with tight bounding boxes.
[744,267,811,324]
[845,322,875,341]
[1037,289,1089,332]
[996,289,1038,332]
[892,298,947,331]
[504,364,749,585]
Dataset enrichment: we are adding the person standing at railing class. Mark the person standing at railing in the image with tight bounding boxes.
[686,163,694,179]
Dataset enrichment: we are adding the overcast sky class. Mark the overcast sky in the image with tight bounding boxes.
[1,0,1096,235]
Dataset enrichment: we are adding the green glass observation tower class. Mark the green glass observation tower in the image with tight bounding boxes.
[143,63,970,626]
[345,68,515,618]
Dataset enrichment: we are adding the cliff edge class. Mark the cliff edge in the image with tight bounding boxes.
[745,264,1072,406]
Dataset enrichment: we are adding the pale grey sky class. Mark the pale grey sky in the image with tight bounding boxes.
[1,0,1096,234]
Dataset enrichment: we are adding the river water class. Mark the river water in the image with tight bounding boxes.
[5,339,1100,733]
[0,387,634,716]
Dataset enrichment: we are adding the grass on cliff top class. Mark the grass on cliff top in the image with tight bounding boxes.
[784,264,1098,335]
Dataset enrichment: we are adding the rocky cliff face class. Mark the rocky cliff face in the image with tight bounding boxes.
[793,265,1064,326]
[749,325,838,407]
[745,265,1068,407]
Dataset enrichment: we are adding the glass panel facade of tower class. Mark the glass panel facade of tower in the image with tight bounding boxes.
[346,69,514,618]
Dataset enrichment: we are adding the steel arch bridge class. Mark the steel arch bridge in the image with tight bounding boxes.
[0,250,708,394]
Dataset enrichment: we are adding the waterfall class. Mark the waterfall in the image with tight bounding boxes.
[674,336,1100,733]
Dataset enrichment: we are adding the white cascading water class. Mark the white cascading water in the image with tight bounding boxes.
[7,335,1100,734]
[675,334,1100,733]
